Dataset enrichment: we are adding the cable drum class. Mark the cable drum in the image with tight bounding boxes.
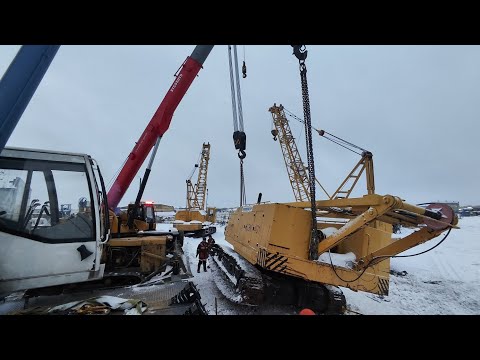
[424,203,455,230]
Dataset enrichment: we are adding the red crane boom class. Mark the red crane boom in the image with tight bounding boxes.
[107,46,214,209]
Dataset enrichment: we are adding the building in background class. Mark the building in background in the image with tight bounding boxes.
[439,201,459,213]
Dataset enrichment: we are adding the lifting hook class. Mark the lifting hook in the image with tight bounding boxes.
[238,150,246,159]
[271,129,278,141]
[292,45,308,61]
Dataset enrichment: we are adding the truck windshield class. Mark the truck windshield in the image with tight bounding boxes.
[0,157,94,243]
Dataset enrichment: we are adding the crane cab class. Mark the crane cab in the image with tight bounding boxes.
[0,147,109,296]
[111,201,156,233]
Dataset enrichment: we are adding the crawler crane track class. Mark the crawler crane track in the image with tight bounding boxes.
[210,244,346,314]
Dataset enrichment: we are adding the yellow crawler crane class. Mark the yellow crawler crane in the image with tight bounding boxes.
[174,143,217,237]
[221,195,457,313]
[212,46,458,314]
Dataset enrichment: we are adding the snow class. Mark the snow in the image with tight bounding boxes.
[318,252,356,269]
[155,223,176,232]
[181,226,255,315]
[316,225,346,267]
[344,217,480,314]
[162,217,480,315]
[320,227,338,237]
[156,211,176,217]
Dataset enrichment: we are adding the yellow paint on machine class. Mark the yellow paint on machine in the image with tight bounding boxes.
[225,195,457,296]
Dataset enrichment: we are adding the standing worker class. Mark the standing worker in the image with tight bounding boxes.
[196,237,209,273]
[206,234,216,269]
[207,234,215,251]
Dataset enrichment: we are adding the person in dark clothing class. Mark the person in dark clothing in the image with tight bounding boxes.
[207,234,215,252]
[196,237,209,273]
[206,235,216,269]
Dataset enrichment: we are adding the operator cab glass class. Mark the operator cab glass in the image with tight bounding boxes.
[145,205,154,223]
[0,155,95,243]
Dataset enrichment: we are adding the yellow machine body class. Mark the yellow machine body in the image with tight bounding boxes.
[106,207,169,272]
[105,235,169,273]
[174,207,217,232]
[226,194,457,296]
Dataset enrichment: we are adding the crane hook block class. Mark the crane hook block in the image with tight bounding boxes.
[233,131,246,151]
[233,131,247,159]
[271,129,278,141]
[292,45,308,61]
[242,61,247,78]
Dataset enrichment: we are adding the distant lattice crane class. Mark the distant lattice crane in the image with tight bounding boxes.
[186,143,211,211]
[272,104,376,201]
[269,104,330,202]
[174,142,216,237]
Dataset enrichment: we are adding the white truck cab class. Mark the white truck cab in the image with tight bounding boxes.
[0,147,109,296]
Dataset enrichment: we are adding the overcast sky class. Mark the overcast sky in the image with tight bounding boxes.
[1,45,479,208]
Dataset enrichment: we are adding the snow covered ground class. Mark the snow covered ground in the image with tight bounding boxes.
[180,226,248,315]
[157,223,296,314]
[158,216,480,315]
[345,216,480,315]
